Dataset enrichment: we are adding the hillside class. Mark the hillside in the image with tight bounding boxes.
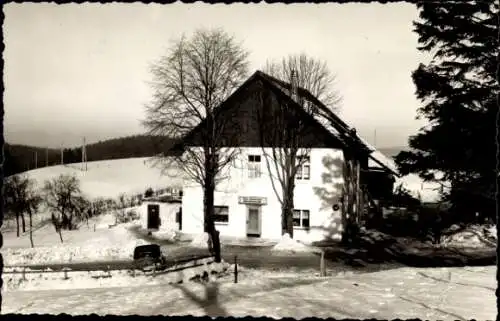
[21,157,184,200]
[3,135,175,177]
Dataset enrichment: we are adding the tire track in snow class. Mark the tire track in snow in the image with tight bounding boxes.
[417,271,496,292]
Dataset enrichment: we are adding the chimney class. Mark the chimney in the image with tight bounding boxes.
[290,69,298,103]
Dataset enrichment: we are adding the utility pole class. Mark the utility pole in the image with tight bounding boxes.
[61,145,64,165]
[82,138,84,171]
[46,148,49,167]
[82,137,87,171]
[34,151,38,169]
[373,129,377,147]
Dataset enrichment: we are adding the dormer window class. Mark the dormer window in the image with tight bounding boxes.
[248,155,262,178]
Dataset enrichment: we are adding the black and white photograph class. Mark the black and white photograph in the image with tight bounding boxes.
[1,2,497,318]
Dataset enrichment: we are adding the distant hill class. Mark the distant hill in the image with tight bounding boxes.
[3,135,175,177]
[4,137,407,178]
[21,157,183,200]
[378,146,407,158]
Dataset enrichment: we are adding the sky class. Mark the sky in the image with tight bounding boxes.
[3,3,430,149]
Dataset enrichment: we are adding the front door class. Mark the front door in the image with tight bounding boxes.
[246,205,261,237]
[147,204,160,230]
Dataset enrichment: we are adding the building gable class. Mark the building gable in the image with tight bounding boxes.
[176,72,345,149]
[168,70,398,176]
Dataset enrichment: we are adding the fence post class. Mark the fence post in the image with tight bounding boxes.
[63,267,69,280]
[234,255,238,284]
[22,267,26,281]
[107,265,111,278]
[320,251,326,277]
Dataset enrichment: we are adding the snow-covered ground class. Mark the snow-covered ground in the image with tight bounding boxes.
[3,259,229,292]
[20,157,184,200]
[395,173,448,203]
[1,213,150,266]
[271,233,318,253]
[440,224,497,248]
[3,265,495,320]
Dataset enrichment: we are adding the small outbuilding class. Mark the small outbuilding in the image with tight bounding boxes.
[139,191,183,232]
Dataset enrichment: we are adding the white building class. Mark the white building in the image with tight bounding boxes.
[139,191,182,232]
[170,71,399,244]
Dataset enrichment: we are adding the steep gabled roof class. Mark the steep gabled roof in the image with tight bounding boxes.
[167,70,400,176]
[256,71,399,176]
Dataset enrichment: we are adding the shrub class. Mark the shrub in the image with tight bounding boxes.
[144,187,154,198]
[375,204,452,243]
[116,209,140,223]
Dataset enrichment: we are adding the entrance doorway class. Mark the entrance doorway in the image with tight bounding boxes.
[147,204,160,230]
[246,205,261,237]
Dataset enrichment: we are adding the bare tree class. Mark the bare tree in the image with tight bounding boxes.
[43,174,83,232]
[143,28,250,262]
[264,53,342,113]
[4,175,26,237]
[259,55,342,238]
[4,175,41,245]
[26,185,43,248]
[114,193,130,224]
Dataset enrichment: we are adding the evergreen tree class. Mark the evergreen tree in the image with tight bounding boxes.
[395,2,498,223]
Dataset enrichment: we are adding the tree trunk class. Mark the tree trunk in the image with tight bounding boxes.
[203,167,221,263]
[21,214,26,233]
[343,157,361,244]
[282,177,295,238]
[28,209,34,248]
[341,155,357,244]
[68,212,74,230]
[16,213,20,237]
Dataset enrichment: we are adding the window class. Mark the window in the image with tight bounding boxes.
[293,209,310,229]
[296,156,310,180]
[248,155,262,178]
[213,206,229,224]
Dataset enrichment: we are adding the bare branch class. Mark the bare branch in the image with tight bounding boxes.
[259,53,343,237]
[264,53,343,112]
[143,28,249,255]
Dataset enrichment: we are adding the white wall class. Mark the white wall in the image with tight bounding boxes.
[139,201,181,231]
[181,147,345,243]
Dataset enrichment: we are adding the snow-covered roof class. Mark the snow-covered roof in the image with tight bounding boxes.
[356,136,400,176]
[257,71,400,177]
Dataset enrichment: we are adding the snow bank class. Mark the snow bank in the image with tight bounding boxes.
[190,233,210,249]
[151,230,178,242]
[441,224,497,248]
[3,260,230,292]
[2,226,151,266]
[271,233,315,253]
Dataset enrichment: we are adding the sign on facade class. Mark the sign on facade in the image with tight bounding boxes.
[238,196,267,205]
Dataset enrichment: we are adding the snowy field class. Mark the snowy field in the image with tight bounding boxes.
[3,265,495,319]
[395,173,445,203]
[19,157,184,200]
[1,213,151,266]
